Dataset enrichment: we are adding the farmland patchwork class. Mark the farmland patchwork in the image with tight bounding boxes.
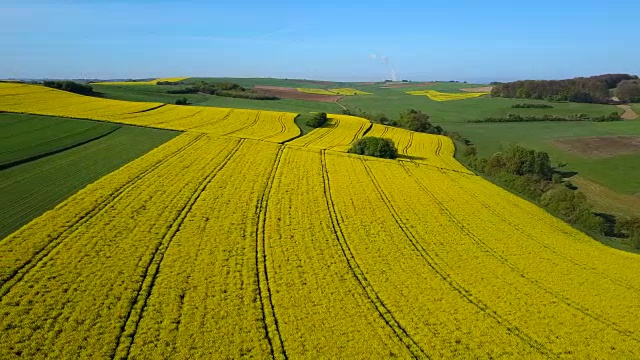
[1,83,640,358]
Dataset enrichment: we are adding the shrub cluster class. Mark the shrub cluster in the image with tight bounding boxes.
[343,108,443,134]
[348,137,398,159]
[616,79,640,102]
[460,144,606,234]
[511,103,554,108]
[615,217,640,248]
[174,97,189,105]
[304,112,328,128]
[469,112,621,123]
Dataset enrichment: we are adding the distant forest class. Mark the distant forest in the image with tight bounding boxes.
[491,74,640,104]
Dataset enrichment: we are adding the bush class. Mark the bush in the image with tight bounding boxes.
[616,79,640,102]
[511,103,554,108]
[348,137,398,159]
[43,80,94,95]
[174,97,189,105]
[398,109,442,134]
[615,217,640,248]
[469,113,620,123]
[305,112,328,128]
[540,186,605,234]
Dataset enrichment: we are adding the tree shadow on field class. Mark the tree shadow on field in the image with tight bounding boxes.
[397,154,427,162]
[556,169,579,179]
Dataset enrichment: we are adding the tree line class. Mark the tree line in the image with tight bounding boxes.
[461,144,607,235]
[457,141,640,248]
[511,103,553,108]
[42,80,94,96]
[491,74,638,104]
[469,112,621,123]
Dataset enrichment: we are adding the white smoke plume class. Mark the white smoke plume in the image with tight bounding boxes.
[369,53,397,81]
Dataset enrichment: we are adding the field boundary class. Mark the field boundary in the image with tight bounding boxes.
[402,163,640,341]
[440,170,640,293]
[0,134,205,299]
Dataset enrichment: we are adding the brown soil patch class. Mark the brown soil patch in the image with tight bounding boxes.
[253,86,343,103]
[571,176,640,217]
[552,136,640,158]
[617,104,639,120]
[461,86,494,93]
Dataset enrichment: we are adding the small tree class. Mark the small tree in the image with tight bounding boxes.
[615,217,640,248]
[175,97,189,105]
[348,137,398,159]
[305,112,328,128]
[615,79,640,102]
[540,187,605,234]
[397,109,441,134]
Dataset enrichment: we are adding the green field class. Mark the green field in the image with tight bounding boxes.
[447,121,640,194]
[94,78,621,121]
[341,89,621,123]
[0,115,178,239]
[0,114,122,168]
[91,84,212,104]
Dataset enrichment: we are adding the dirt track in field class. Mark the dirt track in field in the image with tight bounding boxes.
[617,105,639,120]
[460,86,494,93]
[571,176,640,216]
[253,86,343,103]
[551,136,640,158]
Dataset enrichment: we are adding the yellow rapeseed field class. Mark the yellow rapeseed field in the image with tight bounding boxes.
[287,114,371,152]
[365,124,471,173]
[91,77,190,85]
[327,88,372,95]
[296,88,338,95]
[406,89,489,101]
[1,81,640,358]
[296,88,372,95]
[0,83,300,143]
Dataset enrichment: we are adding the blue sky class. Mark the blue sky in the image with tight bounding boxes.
[1,0,638,82]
